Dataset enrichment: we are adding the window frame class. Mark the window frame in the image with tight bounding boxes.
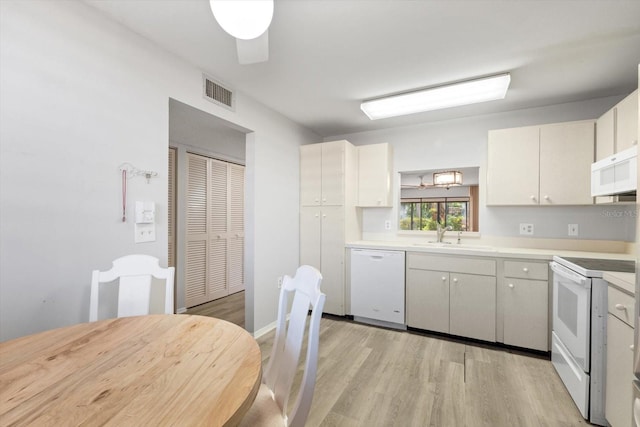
[399,196,472,232]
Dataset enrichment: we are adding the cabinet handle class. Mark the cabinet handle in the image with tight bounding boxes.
[452,278,458,283]
[615,303,627,311]
[522,267,529,273]
[544,195,549,200]
[441,276,446,281]
[530,195,536,200]
[322,214,327,218]
[508,283,514,288]
[631,345,635,352]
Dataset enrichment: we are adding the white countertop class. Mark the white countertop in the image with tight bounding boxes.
[346,240,636,261]
[603,271,636,295]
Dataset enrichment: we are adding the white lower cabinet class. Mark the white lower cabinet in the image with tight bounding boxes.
[300,206,346,315]
[406,253,496,342]
[501,260,549,351]
[406,253,550,350]
[605,285,634,427]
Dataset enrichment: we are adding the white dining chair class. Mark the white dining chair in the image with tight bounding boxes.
[89,254,175,322]
[240,265,326,427]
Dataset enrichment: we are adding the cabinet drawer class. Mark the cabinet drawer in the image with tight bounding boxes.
[407,252,496,276]
[608,285,634,327]
[504,260,548,280]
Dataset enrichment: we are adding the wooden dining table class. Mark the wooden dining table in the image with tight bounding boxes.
[0,314,262,426]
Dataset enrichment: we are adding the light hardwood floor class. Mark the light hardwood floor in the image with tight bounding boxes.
[255,316,588,427]
[186,291,245,328]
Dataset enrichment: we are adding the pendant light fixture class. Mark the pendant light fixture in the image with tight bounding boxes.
[209,0,274,40]
[433,170,463,189]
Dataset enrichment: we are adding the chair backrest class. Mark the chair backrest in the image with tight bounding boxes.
[263,265,325,427]
[89,254,175,322]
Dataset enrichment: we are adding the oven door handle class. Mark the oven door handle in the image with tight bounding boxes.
[550,261,591,288]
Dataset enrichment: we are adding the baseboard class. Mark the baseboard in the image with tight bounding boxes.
[176,307,187,314]
[253,319,278,339]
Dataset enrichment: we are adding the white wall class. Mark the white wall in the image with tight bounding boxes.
[0,1,320,341]
[328,97,637,243]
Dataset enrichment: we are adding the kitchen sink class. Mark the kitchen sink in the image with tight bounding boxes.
[412,242,497,252]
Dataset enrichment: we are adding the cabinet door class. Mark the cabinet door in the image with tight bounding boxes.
[406,269,449,333]
[357,143,392,207]
[450,273,496,342]
[596,108,615,161]
[605,314,633,427]
[486,126,540,205]
[300,144,322,206]
[321,141,345,206]
[320,206,345,315]
[503,278,548,351]
[616,89,639,153]
[300,206,321,270]
[539,121,594,205]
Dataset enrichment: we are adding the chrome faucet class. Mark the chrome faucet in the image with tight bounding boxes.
[436,224,452,243]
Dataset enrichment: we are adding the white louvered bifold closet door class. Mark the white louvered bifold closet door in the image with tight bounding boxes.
[168,147,176,269]
[186,154,209,307]
[228,163,245,294]
[185,153,245,308]
[209,159,228,300]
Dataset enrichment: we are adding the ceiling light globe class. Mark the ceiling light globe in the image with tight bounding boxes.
[210,0,274,40]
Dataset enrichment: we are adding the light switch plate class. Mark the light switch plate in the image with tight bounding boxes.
[519,223,534,235]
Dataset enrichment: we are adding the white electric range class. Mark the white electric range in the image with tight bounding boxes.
[550,255,636,426]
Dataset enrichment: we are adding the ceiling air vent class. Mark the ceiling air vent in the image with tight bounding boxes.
[202,74,234,110]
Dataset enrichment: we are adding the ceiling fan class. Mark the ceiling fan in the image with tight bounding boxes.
[401,175,433,190]
[209,0,273,65]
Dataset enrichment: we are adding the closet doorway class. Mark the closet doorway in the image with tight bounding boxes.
[168,99,247,326]
[185,153,245,307]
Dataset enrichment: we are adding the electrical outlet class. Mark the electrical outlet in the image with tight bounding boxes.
[277,276,283,289]
[519,223,534,235]
[384,220,391,230]
[568,224,579,236]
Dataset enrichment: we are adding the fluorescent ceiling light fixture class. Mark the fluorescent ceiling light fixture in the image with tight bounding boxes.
[361,73,511,120]
[210,0,274,40]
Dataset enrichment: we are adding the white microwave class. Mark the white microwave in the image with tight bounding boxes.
[591,145,637,197]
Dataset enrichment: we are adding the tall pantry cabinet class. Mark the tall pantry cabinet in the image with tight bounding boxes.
[300,140,359,315]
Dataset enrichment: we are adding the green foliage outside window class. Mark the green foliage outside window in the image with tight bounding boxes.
[400,199,469,231]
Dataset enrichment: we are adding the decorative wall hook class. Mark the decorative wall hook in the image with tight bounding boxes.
[118,162,158,184]
[119,162,158,222]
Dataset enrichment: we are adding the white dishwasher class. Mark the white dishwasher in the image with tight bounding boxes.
[350,249,405,329]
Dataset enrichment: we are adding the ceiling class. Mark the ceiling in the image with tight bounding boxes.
[85,0,640,138]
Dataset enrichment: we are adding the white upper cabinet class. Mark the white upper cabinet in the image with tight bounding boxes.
[300,143,322,206]
[357,143,393,207]
[539,121,594,205]
[487,120,595,206]
[300,140,346,206]
[596,89,638,161]
[595,108,615,161]
[615,89,639,153]
[486,125,540,205]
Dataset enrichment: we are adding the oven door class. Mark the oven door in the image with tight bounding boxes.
[551,261,592,372]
